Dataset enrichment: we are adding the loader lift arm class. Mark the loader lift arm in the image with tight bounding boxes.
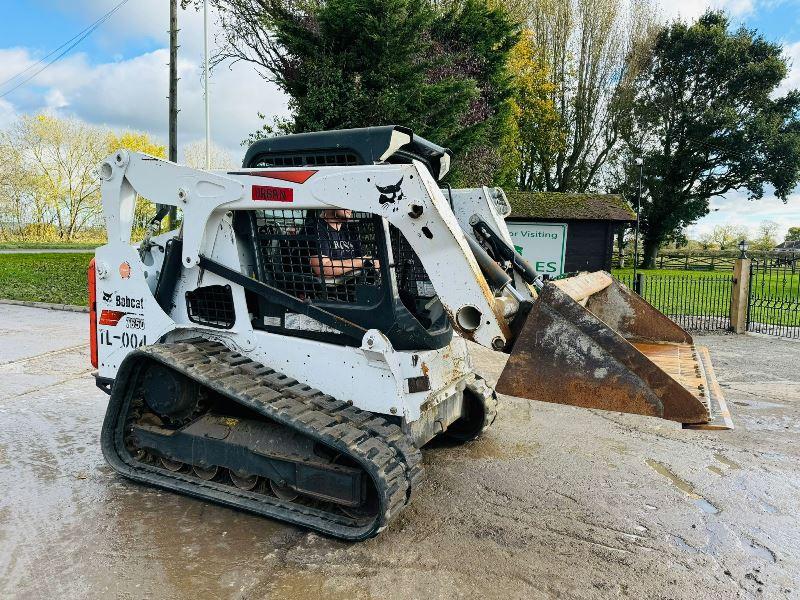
[99,150,516,350]
[97,148,730,430]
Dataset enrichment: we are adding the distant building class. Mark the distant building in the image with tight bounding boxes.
[775,240,800,252]
[505,191,636,273]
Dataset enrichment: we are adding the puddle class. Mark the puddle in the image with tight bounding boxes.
[464,438,538,460]
[670,534,695,552]
[608,441,629,456]
[645,459,720,514]
[706,465,725,476]
[266,570,360,600]
[694,498,720,514]
[761,501,778,514]
[713,453,741,470]
[743,537,777,563]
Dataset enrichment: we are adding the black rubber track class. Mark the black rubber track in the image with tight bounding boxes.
[101,339,424,541]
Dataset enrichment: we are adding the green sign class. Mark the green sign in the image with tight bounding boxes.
[506,222,567,275]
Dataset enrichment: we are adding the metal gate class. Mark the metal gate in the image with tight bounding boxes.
[614,272,733,332]
[748,253,800,338]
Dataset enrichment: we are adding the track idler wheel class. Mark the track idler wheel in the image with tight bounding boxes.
[141,364,200,424]
[193,465,219,480]
[444,379,497,442]
[230,470,259,491]
[160,457,184,472]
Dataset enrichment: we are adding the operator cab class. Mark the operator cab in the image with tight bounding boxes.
[233,126,454,351]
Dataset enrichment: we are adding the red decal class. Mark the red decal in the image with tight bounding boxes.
[252,185,294,202]
[99,309,128,326]
[230,170,317,184]
[88,259,98,368]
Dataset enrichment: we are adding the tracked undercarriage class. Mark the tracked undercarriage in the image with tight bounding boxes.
[102,339,495,539]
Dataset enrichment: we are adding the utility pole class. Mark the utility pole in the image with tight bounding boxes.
[633,157,643,292]
[204,0,211,169]
[166,0,179,228]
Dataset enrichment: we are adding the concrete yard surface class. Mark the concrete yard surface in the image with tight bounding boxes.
[0,303,798,599]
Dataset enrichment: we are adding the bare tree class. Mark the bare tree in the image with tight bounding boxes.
[20,115,109,239]
[709,224,750,251]
[751,220,780,251]
[521,0,659,192]
[181,140,238,169]
[0,115,166,240]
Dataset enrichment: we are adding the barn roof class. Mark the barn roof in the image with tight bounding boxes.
[775,240,800,251]
[505,191,636,222]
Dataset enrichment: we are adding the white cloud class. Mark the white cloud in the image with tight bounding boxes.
[0,98,18,130]
[685,189,800,240]
[44,89,68,110]
[0,1,288,161]
[47,0,240,61]
[0,48,287,163]
[658,0,755,21]
[777,40,800,95]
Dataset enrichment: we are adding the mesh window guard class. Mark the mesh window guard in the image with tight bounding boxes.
[252,209,383,305]
[186,284,236,329]
[390,225,436,301]
[252,152,359,168]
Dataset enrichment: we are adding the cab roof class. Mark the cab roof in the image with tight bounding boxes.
[242,125,452,181]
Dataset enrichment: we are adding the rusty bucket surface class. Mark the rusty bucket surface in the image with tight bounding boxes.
[496,272,732,429]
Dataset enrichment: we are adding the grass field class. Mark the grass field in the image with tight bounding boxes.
[612,267,800,298]
[0,242,100,250]
[0,253,93,306]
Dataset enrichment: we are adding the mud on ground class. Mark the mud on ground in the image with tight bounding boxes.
[0,304,798,599]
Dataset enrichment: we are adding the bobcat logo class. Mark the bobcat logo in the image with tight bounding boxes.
[376,177,404,206]
[102,291,113,303]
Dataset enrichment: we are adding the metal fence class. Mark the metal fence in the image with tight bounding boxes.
[614,250,799,272]
[614,272,733,332]
[748,256,800,339]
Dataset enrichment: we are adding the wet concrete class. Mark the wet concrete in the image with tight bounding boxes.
[1,304,799,599]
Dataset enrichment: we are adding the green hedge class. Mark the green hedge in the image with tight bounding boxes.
[0,253,94,306]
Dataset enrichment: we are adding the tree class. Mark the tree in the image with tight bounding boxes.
[786,227,800,242]
[697,232,718,251]
[751,220,779,251]
[429,0,520,185]
[509,28,561,191]
[108,131,168,230]
[627,12,800,267]
[708,224,749,251]
[211,0,518,184]
[520,0,659,192]
[0,115,165,240]
[0,135,40,234]
[13,115,109,240]
[181,140,237,169]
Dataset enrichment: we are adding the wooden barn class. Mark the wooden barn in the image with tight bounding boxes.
[504,191,636,274]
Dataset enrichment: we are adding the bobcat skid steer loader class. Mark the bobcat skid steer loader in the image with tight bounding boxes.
[90,126,731,541]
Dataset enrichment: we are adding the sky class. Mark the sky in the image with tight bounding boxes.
[0,0,799,240]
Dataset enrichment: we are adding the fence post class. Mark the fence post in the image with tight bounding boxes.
[635,273,644,295]
[730,257,751,334]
